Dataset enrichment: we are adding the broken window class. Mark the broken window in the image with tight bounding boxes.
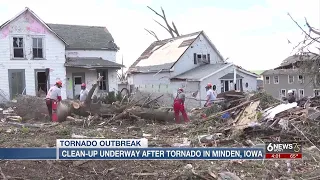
[33,38,43,58]
[288,75,294,84]
[273,76,279,84]
[265,76,270,84]
[298,89,304,98]
[13,37,24,58]
[314,89,320,96]
[298,75,304,83]
[97,70,108,91]
[280,89,286,97]
[202,54,207,61]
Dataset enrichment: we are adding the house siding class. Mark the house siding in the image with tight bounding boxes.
[66,50,117,62]
[127,72,172,93]
[0,11,66,101]
[263,74,314,99]
[172,34,223,77]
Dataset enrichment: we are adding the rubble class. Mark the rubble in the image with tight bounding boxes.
[0,89,320,179]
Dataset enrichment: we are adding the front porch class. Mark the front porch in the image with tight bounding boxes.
[220,73,244,92]
[64,57,123,99]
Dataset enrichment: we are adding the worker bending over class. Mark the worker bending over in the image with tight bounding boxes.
[173,88,190,123]
[204,83,216,107]
[46,80,62,120]
[79,83,89,102]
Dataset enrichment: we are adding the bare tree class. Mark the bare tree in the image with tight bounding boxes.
[144,6,180,40]
[287,13,320,87]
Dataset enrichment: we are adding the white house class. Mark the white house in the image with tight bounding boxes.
[0,7,123,102]
[127,31,259,107]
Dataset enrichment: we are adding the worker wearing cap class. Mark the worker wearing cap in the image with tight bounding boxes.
[79,83,89,102]
[204,83,216,107]
[173,88,190,123]
[284,89,296,103]
[45,80,62,119]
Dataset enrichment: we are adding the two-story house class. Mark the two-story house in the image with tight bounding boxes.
[262,54,319,100]
[0,7,123,102]
[127,31,259,107]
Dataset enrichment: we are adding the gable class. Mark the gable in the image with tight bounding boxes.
[0,8,67,44]
[129,31,225,73]
[129,32,201,72]
[48,24,118,50]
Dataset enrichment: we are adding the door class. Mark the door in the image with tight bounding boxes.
[72,73,85,98]
[224,81,229,91]
[8,69,26,100]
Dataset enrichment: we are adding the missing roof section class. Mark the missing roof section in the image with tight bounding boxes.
[178,38,196,48]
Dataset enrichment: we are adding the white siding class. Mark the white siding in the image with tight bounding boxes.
[0,11,66,101]
[172,34,223,77]
[66,50,116,62]
[127,72,172,93]
[108,69,118,92]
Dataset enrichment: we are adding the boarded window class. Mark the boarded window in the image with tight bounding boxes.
[33,38,43,58]
[13,37,24,58]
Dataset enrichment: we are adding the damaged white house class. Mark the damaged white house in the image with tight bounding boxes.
[127,31,259,107]
[0,7,123,101]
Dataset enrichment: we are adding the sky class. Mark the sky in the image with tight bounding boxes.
[0,0,319,71]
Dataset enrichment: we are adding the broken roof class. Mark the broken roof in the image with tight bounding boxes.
[129,31,224,73]
[48,24,118,51]
[171,63,231,81]
[65,57,124,69]
[261,69,301,75]
[276,53,319,69]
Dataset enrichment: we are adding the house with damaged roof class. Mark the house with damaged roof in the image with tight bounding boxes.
[0,7,123,101]
[127,31,259,107]
[262,54,320,100]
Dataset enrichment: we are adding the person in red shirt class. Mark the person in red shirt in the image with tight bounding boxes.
[173,88,190,123]
[45,80,62,120]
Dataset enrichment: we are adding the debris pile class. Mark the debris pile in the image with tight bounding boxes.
[1,89,320,179]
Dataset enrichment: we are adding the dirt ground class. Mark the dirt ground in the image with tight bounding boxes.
[1,117,320,180]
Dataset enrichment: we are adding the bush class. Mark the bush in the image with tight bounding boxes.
[100,91,127,104]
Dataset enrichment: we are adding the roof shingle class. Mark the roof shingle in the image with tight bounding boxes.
[65,57,124,69]
[171,63,230,81]
[48,24,118,50]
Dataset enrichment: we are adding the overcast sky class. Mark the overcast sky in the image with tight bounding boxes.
[0,0,319,71]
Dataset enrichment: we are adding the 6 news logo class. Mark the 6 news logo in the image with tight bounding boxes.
[265,142,302,153]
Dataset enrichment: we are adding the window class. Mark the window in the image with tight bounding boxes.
[12,37,24,58]
[280,89,286,97]
[288,75,294,84]
[314,89,320,96]
[197,54,202,62]
[298,75,304,83]
[97,70,108,91]
[265,76,270,84]
[291,89,297,96]
[298,89,304,98]
[202,54,207,61]
[33,38,43,58]
[245,82,248,87]
[273,76,279,84]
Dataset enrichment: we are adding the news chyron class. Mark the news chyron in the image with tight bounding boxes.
[265,142,302,159]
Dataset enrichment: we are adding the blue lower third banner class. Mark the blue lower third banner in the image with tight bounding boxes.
[59,148,265,160]
[0,148,56,160]
[0,148,265,160]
